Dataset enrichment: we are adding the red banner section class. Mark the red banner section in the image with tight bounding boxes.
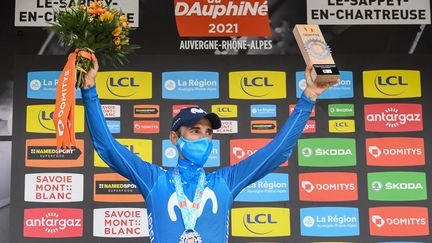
[174,0,271,37]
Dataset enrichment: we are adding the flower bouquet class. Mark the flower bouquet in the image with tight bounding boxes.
[50,0,139,149]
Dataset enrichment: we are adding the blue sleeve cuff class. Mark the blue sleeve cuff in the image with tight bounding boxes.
[296,92,316,112]
[81,85,97,99]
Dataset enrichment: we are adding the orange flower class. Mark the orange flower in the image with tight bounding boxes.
[88,9,97,15]
[122,21,128,28]
[112,27,122,37]
[114,37,121,45]
[89,1,99,9]
[99,11,114,22]
[119,15,127,22]
[96,8,107,15]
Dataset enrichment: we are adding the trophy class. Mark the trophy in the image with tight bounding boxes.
[293,24,340,83]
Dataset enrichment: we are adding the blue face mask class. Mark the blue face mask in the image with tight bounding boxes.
[176,136,213,166]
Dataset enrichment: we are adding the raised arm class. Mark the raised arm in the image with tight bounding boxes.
[81,55,164,196]
[216,64,336,197]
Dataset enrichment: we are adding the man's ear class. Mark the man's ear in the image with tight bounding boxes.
[170,130,179,146]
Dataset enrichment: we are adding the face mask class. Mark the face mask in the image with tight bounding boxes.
[176,136,213,166]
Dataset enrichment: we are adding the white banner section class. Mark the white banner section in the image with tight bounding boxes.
[307,0,431,25]
[15,0,139,27]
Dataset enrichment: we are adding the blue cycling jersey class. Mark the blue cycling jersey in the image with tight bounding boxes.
[82,86,315,243]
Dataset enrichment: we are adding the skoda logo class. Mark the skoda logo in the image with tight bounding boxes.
[371,181,383,192]
[165,79,176,91]
[302,147,313,158]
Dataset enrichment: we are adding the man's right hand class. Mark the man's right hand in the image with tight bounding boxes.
[83,53,99,89]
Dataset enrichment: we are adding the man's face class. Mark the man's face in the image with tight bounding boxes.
[179,118,213,141]
[170,117,213,146]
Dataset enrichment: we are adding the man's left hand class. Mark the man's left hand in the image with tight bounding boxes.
[303,64,339,101]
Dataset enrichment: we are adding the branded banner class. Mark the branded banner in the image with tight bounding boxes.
[307,0,431,25]
[11,55,432,242]
[15,0,139,27]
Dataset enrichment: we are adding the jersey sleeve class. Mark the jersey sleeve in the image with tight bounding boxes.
[81,86,164,196]
[215,92,315,197]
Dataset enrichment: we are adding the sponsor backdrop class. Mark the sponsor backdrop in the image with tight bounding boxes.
[11,54,432,242]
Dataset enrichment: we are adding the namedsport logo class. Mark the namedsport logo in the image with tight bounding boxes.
[94,173,144,203]
[25,138,84,168]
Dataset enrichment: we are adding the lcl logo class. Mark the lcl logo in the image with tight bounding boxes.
[123,145,139,156]
[245,214,277,224]
[108,77,139,87]
[217,107,232,112]
[39,111,54,121]
[243,77,273,87]
[376,76,407,86]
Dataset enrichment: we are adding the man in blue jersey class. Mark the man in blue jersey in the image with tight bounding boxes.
[82,54,335,242]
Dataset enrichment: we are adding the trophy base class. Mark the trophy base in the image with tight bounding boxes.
[311,64,340,83]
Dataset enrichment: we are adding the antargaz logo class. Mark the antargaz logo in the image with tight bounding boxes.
[368,172,427,201]
[298,138,356,167]
[363,70,421,98]
[366,137,425,166]
[26,105,84,133]
[94,139,152,167]
[174,0,271,37]
[229,71,286,99]
[96,72,152,100]
[364,104,423,132]
[231,207,290,237]
[369,207,429,236]
[24,208,83,238]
